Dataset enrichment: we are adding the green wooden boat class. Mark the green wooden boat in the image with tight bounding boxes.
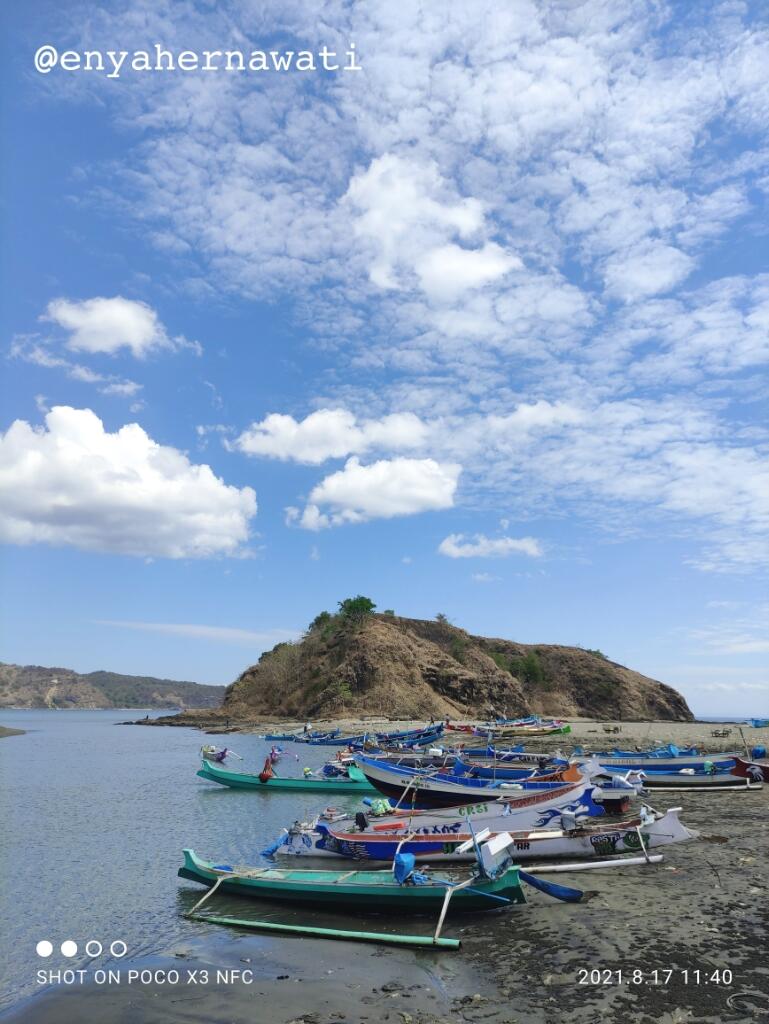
[179,848,526,911]
[196,758,376,793]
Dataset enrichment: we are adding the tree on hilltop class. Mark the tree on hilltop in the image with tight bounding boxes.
[338,596,376,623]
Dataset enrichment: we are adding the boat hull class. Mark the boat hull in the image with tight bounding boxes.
[178,849,525,911]
[732,756,769,782]
[355,754,588,808]
[276,807,695,862]
[196,760,376,793]
[634,769,760,789]
[350,783,603,834]
[583,754,738,771]
[636,773,762,790]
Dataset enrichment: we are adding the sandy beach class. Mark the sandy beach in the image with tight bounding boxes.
[181,714,768,758]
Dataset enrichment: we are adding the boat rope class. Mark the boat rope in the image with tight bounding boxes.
[186,874,232,917]
[634,826,651,864]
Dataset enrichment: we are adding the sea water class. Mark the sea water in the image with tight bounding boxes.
[0,709,361,1013]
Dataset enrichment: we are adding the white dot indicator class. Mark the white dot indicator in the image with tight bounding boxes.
[36,941,53,957]
[61,940,78,957]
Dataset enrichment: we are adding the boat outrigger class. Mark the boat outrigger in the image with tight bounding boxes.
[179,828,583,949]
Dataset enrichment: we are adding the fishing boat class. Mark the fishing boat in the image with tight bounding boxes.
[350,728,447,752]
[748,718,769,729]
[477,723,571,738]
[313,778,603,839]
[354,753,598,808]
[725,757,769,783]
[196,758,376,793]
[200,744,239,763]
[600,765,762,790]
[451,756,568,781]
[179,847,527,911]
[575,751,739,772]
[306,732,367,746]
[576,744,701,758]
[379,724,445,742]
[271,805,695,863]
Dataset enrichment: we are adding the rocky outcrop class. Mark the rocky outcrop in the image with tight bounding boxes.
[222,614,693,722]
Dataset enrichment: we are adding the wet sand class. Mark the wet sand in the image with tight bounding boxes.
[0,725,25,738]
[5,719,768,1024]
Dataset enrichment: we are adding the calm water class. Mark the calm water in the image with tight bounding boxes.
[0,710,365,1013]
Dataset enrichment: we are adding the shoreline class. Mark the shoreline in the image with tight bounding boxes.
[126,713,768,755]
[0,725,25,738]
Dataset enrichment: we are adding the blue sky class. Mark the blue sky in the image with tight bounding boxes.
[1,1,768,716]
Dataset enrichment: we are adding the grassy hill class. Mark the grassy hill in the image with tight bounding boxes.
[221,609,693,722]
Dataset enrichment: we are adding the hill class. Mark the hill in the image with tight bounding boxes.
[221,610,693,722]
[0,663,224,709]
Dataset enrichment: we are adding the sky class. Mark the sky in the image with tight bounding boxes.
[1,0,768,716]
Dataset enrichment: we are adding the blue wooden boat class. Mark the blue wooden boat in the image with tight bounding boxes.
[355,754,601,810]
[378,724,445,742]
[461,746,540,760]
[581,753,738,772]
[307,732,365,746]
[451,756,556,780]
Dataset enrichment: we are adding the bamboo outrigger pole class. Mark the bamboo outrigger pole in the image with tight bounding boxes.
[191,914,461,949]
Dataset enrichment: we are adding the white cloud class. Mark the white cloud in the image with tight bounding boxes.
[471,572,501,583]
[345,153,519,300]
[603,243,694,302]
[95,619,297,646]
[0,407,256,558]
[233,408,427,464]
[10,337,142,399]
[699,682,769,693]
[290,456,460,529]
[439,533,543,558]
[44,296,200,358]
[688,608,769,655]
[415,242,520,300]
[31,2,769,573]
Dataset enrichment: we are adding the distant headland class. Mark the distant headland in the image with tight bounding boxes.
[0,663,224,710]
